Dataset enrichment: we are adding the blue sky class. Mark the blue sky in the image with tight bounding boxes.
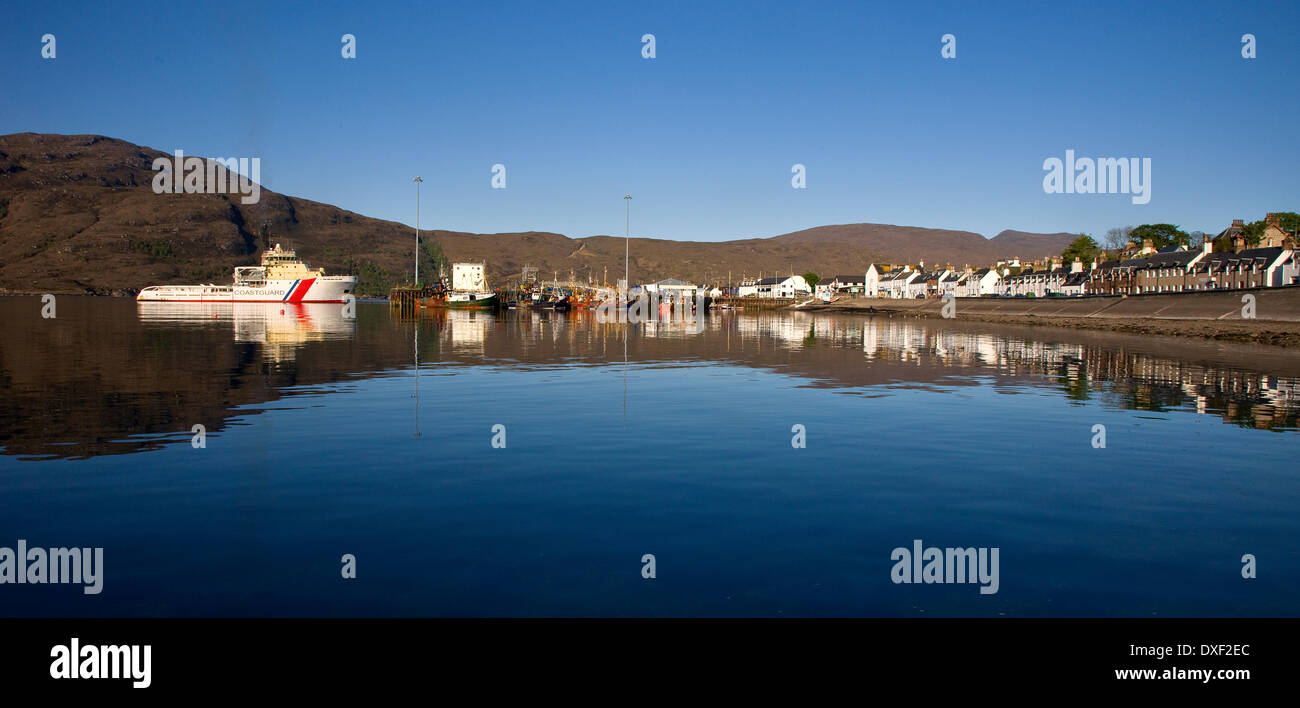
[3,0,1298,242]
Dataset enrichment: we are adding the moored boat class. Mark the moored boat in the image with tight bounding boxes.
[137,244,356,303]
[444,290,497,308]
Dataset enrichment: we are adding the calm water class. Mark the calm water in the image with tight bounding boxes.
[1,296,1297,617]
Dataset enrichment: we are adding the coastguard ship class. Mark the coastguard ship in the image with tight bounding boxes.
[136,244,357,303]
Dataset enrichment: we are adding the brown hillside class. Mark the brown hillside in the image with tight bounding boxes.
[0,133,1075,295]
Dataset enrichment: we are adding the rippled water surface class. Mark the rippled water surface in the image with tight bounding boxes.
[1,297,1297,616]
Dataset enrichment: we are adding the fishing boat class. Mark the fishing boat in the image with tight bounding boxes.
[137,244,357,303]
[424,262,496,309]
[445,290,496,308]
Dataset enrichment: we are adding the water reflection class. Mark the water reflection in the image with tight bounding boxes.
[1,298,1296,461]
[137,302,356,362]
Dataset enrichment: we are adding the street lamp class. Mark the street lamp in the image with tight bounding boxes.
[624,194,632,298]
[413,176,423,287]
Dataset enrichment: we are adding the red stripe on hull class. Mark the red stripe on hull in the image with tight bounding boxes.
[287,278,316,303]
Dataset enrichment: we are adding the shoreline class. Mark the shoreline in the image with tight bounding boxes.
[8,291,1300,348]
[801,291,1300,348]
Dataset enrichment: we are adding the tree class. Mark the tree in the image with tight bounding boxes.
[803,272,820,289]
[1130,224,1190,251]
[1241,221,1264,246]
[1061,234,1100,265]
[1242,211,1299,246]
[1103,226,1133,251]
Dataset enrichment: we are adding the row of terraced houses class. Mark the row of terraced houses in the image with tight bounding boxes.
[851,215,1299,299]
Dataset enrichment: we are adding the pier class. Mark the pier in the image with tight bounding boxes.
[714,296,796,309]
[388,285,442,311]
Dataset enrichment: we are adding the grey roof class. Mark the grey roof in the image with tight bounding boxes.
[1141,250,1202,268]
[1215,223,1245,241]
[1196,247,1285,270]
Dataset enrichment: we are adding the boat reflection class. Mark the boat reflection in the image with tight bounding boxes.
[137,301,357,362]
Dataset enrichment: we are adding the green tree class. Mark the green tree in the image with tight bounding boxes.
[1242,212,1299,247]
[1130,224,1190,251]
[1061,234,1100,265]
[803,272,820,289]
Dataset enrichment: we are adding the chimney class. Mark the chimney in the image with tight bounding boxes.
[1142,238,1154,254]
[1266,213,1280,227]
[1232,219,1244,228]
[1071,258,1083,273]
[1202,232,1213,256]
[1090,260,1099,270]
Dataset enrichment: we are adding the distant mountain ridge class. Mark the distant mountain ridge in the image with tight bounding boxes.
[0,133,1076,294]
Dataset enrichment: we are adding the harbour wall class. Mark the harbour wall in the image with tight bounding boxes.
[811,286,1300,322]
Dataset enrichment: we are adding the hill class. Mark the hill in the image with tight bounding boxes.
[0,133,1075,295]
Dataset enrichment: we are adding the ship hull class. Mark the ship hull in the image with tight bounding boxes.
[137,276,357,303]
[439,292,496,308]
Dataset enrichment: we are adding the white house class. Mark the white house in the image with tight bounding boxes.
[736,279,759,297]
[864,264,882,297]
[644,278,699,300]
[957,267,1001,296]
[878,266,919,299]
[756,275,810,298]
[827,274,866,296]
[905,268,946,298]
[941,272,964,298]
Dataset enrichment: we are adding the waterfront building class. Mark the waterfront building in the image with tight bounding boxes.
[755,275,810,298]
[878,266,919,299]
[863,264,882,298]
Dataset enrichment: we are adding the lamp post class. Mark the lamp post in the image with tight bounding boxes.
[413,176,423,287]
[624,194,632,299]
